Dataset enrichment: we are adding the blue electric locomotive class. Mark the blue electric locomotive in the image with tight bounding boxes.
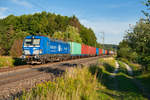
[22,35,70,64]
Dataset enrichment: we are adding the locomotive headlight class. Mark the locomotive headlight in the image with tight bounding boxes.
[22,55,26,59]
[24,50,30,55]
[40,49,42,54]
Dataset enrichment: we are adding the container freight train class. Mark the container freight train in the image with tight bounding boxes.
[22,35,114,64]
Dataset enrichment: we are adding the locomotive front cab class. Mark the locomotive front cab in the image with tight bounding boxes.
[22,36,43,63]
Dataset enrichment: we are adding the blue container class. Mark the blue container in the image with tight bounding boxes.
[96,48,99,55]
[22,35,70,55]
[103,49,105,54]
[48,39,70,54]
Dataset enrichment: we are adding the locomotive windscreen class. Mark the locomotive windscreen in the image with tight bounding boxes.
[24,39,40,47]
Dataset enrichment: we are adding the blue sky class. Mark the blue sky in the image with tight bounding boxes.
[0,0,146,44]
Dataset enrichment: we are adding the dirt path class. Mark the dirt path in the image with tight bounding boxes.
[109,61,120,92]
[110,61,119,78]
[123,63,133,75]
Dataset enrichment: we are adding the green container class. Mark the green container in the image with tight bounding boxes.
[69,42,81,55]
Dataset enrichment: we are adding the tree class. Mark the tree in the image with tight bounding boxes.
[117,0,150,71]
[64,25,82,43]
[118,19,150,71]
[142,0,150,21]
[52,25,82,43]
[52,31,64,40]
[117,40,138,62]
[80,26,97,46]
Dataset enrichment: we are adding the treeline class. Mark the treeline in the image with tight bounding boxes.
[0,11,101,57]
[103,44,117,51]
[117,0,150,71]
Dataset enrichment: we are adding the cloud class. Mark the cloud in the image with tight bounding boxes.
[80,18,136,44]
[11,0,32,8]
[0,7,8,19]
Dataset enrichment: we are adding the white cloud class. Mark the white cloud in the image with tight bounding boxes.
[80,18,136,44]
[11,0,32,8]
[0,7,8,19]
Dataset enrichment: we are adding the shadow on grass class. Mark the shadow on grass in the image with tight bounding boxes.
[118,67,128,75]
[136,73,150,93]
[115,75,140,92]
[132,69,143,76]
[36,67,65,76]
[89,64,115,90]
[103,63,114,73]
[13,58,26,66]
[33,62,80,76]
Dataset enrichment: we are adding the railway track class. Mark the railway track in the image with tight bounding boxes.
[0,55,109,73]
[0,56,108,100]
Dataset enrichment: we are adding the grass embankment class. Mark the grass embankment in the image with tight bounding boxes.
[0,56,26,68]
[0,56,14,68]
[99,57,116,73]
[17,67,112,100]
[17,57,147,100]
[99,58,146,100]
[121,59,150,94]
[118,58,150,98]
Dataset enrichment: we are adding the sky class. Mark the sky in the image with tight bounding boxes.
[0,0,146,45]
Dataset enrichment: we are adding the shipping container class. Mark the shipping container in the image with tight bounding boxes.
[96,48,99,55]
[107,50,110,55]
[69,42,81,55]
[103,49,105,54]
[105,50,107,55]
[48,39,70,54]
[81,44,89,55]
[88,46,96,55]
[99,48,103,55]
[110,51,114,55]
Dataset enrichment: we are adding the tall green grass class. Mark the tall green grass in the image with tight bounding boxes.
[16,57,148,100]
[0,56,14,68]
[17,67,112,100]
[99,57,116,73]
[0,56,26,68]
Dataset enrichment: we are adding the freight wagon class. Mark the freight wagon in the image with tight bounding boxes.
[96,48,99,56]
[99,49,103,55]
[81,44,89,56]
[22,35,111,64]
